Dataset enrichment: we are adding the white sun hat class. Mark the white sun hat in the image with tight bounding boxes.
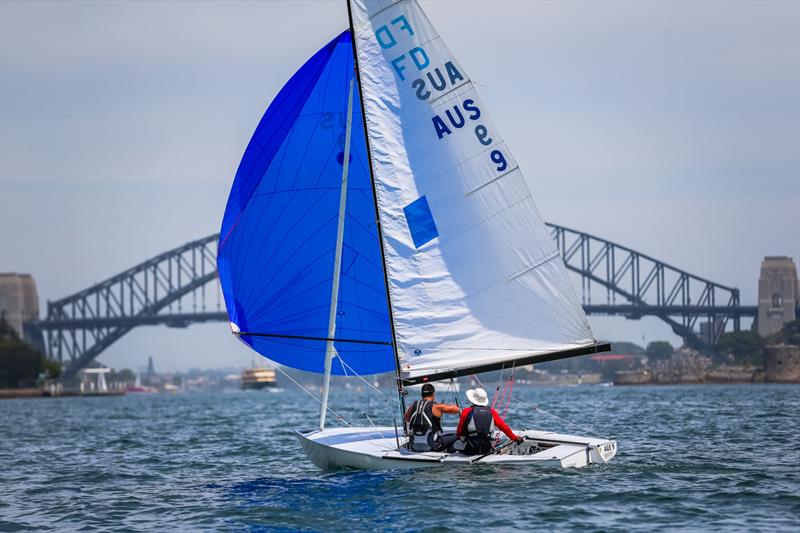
[466,387,489,407]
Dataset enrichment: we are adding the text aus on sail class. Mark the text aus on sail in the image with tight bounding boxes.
[375,14,511,180]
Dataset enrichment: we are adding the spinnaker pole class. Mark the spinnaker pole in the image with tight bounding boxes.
[319,76,356,431]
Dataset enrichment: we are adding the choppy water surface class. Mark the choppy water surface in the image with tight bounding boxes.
[1,384,799,531]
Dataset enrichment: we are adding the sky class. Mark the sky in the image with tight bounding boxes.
[1,0,798,372]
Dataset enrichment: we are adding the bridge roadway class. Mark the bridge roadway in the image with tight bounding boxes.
[37,306,760,330]
[31,224,756,379]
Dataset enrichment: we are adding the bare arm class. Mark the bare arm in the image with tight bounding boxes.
[433,403,461,417]
[403,404,414,422]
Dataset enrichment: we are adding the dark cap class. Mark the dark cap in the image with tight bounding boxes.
[421,383,435,397]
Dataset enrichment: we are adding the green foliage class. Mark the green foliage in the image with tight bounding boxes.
[770,319,800,346]
[109,368,136,383]
[646,341,674,360]
[0,318,20,342]
[716,331,765,365]
[0,341,43,386]
[42,357,61,379]
[610,341,645,355]
[0,317,59,387]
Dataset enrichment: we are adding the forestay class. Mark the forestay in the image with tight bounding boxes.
[349,0,598,381]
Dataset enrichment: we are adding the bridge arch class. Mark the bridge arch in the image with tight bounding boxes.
[547,223,742,348]
[35,226,747,378]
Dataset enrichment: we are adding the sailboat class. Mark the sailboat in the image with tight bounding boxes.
[217,0,617,470]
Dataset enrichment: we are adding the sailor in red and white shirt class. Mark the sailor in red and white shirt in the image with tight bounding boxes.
[456,387,523,455]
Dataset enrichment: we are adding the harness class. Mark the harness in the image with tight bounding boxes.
[408,400,442,452]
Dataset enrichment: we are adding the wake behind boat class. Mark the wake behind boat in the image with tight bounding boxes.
[217,0,615,470]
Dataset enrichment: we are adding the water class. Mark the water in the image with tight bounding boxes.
[2,384,799,531]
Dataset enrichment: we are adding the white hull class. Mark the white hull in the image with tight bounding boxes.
[296,426,617,471]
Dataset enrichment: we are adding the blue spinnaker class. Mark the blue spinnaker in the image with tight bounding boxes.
[218,31,394,375]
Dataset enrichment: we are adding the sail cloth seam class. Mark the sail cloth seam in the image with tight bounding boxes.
[483,286,587,335]
[464,165,520,197]
[469,305,585,341]
[506,249,561,282]
[432,193,534,250]
[423,140,514,192]
[230,189,297,296]
[241,198,337,305]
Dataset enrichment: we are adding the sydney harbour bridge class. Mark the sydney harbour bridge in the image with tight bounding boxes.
[29,224,755,380]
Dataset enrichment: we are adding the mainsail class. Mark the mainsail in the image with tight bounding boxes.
[218,0,607,386]
[348,0,603,382]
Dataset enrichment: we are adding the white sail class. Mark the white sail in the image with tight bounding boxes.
[349,0,597,381]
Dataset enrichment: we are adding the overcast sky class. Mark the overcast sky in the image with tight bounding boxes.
[1,0,798,372]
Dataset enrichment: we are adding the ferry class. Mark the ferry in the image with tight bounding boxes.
[241,365,278,390]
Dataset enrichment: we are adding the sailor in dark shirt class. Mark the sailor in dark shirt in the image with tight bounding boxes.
[403,383,461,452]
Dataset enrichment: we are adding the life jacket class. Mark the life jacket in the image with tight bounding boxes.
[463,406,495,455]
[408,400,442,452]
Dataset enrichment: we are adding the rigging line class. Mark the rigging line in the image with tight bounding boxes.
[236,331,392,346]
[452,378,461,408]
[492,365,505,409]
[270,363,352,428]
[444,377,455,406]
[514,397,606,439]
[361,412,397,451]
[502,366,516,420]
[336,353,393,403]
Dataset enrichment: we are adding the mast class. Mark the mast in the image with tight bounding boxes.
[346,2,407,422]
[319,76,356,431]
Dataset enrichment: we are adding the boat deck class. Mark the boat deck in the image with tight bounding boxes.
[296,426,617,470]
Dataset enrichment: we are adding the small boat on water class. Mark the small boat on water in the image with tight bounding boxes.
[297,427,616,470]
[241,365,278,390]
[217,0,616,470]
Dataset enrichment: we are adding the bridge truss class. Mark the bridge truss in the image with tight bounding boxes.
[34,226,751,378]
[41,235,220,379]
[548,224,744,348]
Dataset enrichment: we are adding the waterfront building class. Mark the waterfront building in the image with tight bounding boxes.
[757,256,798,336]
[0,273,39,339]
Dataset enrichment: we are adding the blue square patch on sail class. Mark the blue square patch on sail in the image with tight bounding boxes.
[403,196,439,248]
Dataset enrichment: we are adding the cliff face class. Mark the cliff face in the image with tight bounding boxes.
[764,345,800,383]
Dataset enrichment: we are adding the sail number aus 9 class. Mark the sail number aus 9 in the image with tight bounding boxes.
[475,125,508,172]
[372,12,508,175]
[432,100,508,173]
